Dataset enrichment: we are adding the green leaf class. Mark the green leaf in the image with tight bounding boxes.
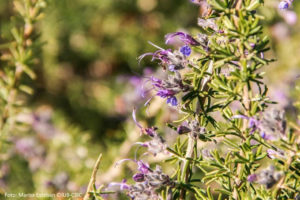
[246,0,262,10]
[208,0,226,10]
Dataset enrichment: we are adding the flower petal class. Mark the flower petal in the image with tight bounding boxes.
[132,108,143,129]
[165,32,200,46]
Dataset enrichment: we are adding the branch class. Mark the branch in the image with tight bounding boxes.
[179,135,197,200]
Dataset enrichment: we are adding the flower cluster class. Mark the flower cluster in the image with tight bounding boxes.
[111,160,173,200]
[233,109,287,140]
[132,109,168,156]
[247,166,283,189]
[139,32,199,70]
[143,72,189,107]
[177,120,206,138]
[129,165,174,200]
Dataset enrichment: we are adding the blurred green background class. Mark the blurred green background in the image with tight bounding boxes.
[0,0,300,199]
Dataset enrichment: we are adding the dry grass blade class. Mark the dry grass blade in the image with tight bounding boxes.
[83,153,103,200]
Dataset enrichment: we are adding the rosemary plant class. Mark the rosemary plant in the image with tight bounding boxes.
[0,0,46,142]
[89,0,300,199]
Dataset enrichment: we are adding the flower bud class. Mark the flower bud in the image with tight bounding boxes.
[133,173,145,182]
[177,125,191,134]
[247,174,257,182]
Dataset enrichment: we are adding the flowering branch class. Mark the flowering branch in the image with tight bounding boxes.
[94,0,300,199]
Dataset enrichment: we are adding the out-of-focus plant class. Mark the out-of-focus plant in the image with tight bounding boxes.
[0,0,97,197]
[0,0,46,141]
[35,0,198,142]
[86,0,300,199]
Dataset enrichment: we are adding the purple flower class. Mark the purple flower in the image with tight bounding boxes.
[149,72,186,102]
[180,45,192,56]
[116,159,151,175]
[278,1,289,9]
[138,49,172,66]
[247,174,257,182]
[137,160,151,174]
[165,32,200,46]
[157,89,176,98]
[139,39,192,72]
[166,96,178,106]
[149,76,163,88]
[140,67,187,107]
[138,42,187,71]
[248,118,259,134]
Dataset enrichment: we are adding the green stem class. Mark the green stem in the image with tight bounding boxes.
[180,135,197,200]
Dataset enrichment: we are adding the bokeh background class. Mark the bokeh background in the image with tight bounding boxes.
[0,0,300,199]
